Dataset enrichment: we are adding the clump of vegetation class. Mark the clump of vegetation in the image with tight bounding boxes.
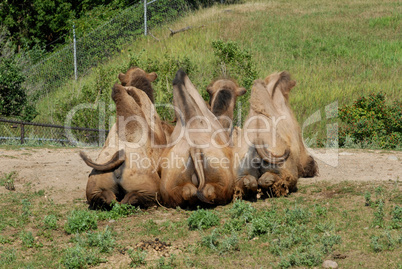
[370,231,401,252]
[339,92,402,149]
[19,231,35,248]
[128,249,147,268]
[372,199,385,228]
[201,229,239,254]
[61,245,105,269]
[229,199,255,222]
[43,214,58,230]
[390,205,402,229]
[64,209,98,234]
[0,171,17,191]
[187,208,220,230]
[84,226,116,253]
[97,201,140,220]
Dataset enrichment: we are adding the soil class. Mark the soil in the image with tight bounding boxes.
[0,147,401,204]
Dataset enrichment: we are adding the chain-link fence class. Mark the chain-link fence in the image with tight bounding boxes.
[0,118,108,146]
[23,0,191,95]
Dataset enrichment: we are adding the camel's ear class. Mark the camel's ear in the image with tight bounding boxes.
[236,87,247,96]
[118,73,126,84]
[146,72,158,82]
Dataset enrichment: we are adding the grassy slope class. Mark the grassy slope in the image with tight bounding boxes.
[35,0,401,144]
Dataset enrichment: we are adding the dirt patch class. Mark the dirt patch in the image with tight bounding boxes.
[0,147,401,204]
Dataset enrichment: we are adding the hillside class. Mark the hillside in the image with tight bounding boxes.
[34,0,401,146]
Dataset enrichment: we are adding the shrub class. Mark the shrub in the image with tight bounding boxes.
[64,209,98,234]
[0,171,17,191]
[339,92,402,149]
[370,231,400,252]
[188,209,220,230]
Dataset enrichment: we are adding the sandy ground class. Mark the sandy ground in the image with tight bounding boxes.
[0,147,401,204]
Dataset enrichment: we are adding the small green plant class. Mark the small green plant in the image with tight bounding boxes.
[43,214,58,230]
[364,191,372,206]
[97,201,140,220]
[128,249,147,268]
[314,204,328,217]
[61,245,104,269]
[390,205,402,229]
[20,231,35,248]
[370,231,400,252]
[85,226,115,253]
[187,208,220,230]
[0,248,16,265]
[21,199,31,219]
[372,200,385,228]
[64,209,98,234]
[285,207,311,226]
[229,199,256,223]
[0,171,17,191]
[156,254,177,269]
[321,234,342,254]
[247,216,270,239]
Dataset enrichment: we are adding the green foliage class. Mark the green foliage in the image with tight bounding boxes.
[211,39,258,125]
[229,199,255,223]
[97,201,140,220]
[201,228,239,254]
[211,39,258,90]
[64,209,98,234]
[187,208,220,230]
[156,254,177,269]
[390,205,402,229]
[20,231,35,248]
[370,231,401,252]
[0,171,17,191]
[277,246,323,268]
[372,199,385,228]
[43,214,58,230]
[365,191,372,206]
[61,245,105,269]
[284,207,311,226]
[0,248,16,265]
[86,226,115,253]
[128,249,147,268]
[339,92,402,149]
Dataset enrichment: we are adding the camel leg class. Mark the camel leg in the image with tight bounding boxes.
[235,175,258,199]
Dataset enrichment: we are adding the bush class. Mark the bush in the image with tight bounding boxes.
[339,92,402,149]
[97,201,140,220]
[85,226,115,253]
[187,208,220,230]
[390,205,402,229]
[128,249,147,268]
[64,209,98,234]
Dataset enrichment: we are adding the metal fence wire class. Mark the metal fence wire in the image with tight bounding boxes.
[0,118,108,146]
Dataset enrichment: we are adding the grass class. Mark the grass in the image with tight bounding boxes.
[0,180,400,268]
[30,0,401,146]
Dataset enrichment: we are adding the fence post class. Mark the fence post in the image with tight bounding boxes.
[20,123,25,144]
[73,24,78,80]
[144,0,147,36]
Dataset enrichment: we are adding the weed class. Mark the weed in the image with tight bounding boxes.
[229,199,256,223]
[370,231,400,252]
[278,245,323,268]
[201,228,220,251]
[43,214,58,230]
[85,226,115,253]
[61,245,105,269]
[156,254,177,269]
[390,205,402,229]
[321,234,342,254]
[284,207,311,226]
[128,249,147,268]
[247,216,271,239]
[0,248,16,265]
[364,191,372,206]
[0,171,17,191]
[218,233,239,254]
[372,199,385,228]
[20,231,35,248]
[64,209,98,234]
[314,204,328,217]
[21,199,31,219]
[97,201,140,220]
[188,208,220,230]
